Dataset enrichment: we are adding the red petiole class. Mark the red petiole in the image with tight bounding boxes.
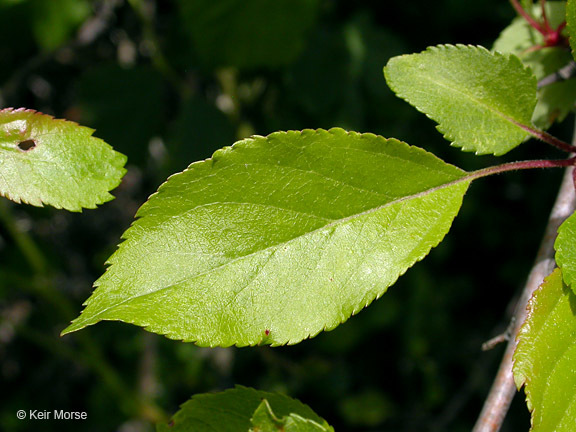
[509,0,568,48]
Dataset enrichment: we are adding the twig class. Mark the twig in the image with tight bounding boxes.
[471,124,576,431]
[481,318,515,352]
[538,61,576,89]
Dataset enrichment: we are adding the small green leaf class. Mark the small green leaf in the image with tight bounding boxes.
[64,128,470,346]
[250,399,333,432]
[513,268,576,431]
[494,2,575,129]
[156,386,332,432]
[0,108,126,211]
[384,44,537,155]
[555,211,576,291]
[567,0,576,59]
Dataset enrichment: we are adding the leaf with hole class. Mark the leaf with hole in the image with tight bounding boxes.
[156,386,332,432]
[63,128,470,346]
[0,108,126,211]
[384,44,537,155]
[513,268,576,431]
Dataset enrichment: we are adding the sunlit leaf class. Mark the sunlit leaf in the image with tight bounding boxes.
[513,268,576,431]
[0,108,126,211]
[384,44,537,155]
[63,128,470,346]
[156,386,332,432]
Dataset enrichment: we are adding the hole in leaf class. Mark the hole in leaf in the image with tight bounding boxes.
[18,139,36,151]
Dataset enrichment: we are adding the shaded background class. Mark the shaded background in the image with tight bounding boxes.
[0,0,571,430]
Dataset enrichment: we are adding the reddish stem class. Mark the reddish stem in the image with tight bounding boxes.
[470,157,576,181]
[510,0,546,35]
[540,0,552,32]
[512,121,575,153]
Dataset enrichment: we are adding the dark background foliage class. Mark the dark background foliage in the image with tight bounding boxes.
[0,0,570,431]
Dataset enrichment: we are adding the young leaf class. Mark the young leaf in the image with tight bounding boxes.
[493,2,575,130]
[513,268,576,431]
[567,0,576,59]
[0,108,127,211]
[156,386,332,432]
[384,44,537,155]
[555,211,576,291]
[63,128,470,346]
[250,399,333,432]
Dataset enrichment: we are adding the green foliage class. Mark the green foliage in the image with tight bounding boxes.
[63,128,470,346]
[0,108,126,211]
[30,0,90,51]
[513,268,576,431]
[250,399,334,432]
[4,1,576,431]
[555,212,576,291]
[156,386,332,432]
[177,0,320,69]
[384,44,537,155]
[493,2,576,129]
[567,0,576,58]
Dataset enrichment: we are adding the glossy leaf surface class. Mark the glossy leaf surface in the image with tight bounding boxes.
[0,108,126,211]
[156,386,331,432]
[555,211,576,291]
[384,44,537,155]
[513,268,576,431]
[494,2,575,129]
[64,128,470,346]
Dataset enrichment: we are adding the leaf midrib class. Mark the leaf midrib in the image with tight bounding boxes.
[80,174,471,324]
[417,70,531,131]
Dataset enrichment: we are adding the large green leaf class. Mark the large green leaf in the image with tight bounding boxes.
[567,0,576,59]
[493,2,575,130]
[63,128,470,346]
[0,108,126,211]
[384,44,537,155]
[513,268,576,431]
[156,386,332,432]
[177,0,320,69]
[555,211,576,291]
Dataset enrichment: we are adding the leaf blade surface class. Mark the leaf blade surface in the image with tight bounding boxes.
[384,44,537,155]
[64,128,470,346]
[0,108,126,211]
[513,268,576,431]
[156,386,332,432]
